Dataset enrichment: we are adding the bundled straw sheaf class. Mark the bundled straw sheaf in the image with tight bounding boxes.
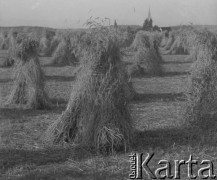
[129,47,162,77]
[129,30,163,77]
[162,31,175,51]
[39,37,50,56]
[179,26,201,61]
[161,26,197,55]
[45,25,133,153]
[39,30,56,56]
[0,32,9,50]
[164,36,188,55]
[7,33,51,109]
[185,29,217,128]
[160,30,169,47]
[3,31,18,67]
[51,32,78,66]
[131,30,152,50]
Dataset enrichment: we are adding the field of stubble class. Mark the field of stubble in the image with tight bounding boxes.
[1,51,217,180]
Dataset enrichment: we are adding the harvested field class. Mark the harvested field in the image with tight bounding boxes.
[0,2,217,178]
[1,50,215,179]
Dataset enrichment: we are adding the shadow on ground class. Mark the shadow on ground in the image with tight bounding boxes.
[161,71,189,77]
[0,75,76,83]
[45,75,75,82]
[0,146,124,180]
[0,148,70,171]
[132,125,214,152]
[0,78,12,83]
[0,146,126,180]
[0,146,93,171]
[163,60,192,65]
[0,106,63,120]
[50,98,68,106]
[18,171,124,180]
[133,92,185,103]
[42,63,77,68]
[128,71,188,78]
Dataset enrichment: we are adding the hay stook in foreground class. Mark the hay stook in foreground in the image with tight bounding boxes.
[184,29,217,129]
[6,33,52,109]
[45,26,134,154]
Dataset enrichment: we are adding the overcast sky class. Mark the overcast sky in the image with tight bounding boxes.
[0,0,216,28]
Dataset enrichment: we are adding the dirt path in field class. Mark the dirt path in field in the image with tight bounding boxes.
[131,54,192,149]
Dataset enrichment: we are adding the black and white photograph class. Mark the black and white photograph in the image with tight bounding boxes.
[0,0,217,179]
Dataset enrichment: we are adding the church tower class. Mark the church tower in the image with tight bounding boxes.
[142,8,153,31]
[148,8,152,21]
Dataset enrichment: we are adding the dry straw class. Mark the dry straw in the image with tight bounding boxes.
[39,37,50,56]
[51,31,78,66]
[164,36,188,55]
[131,30,152,50]
[48,35,60,56]
[162,26,198,55]
[0,32,9,50]
[129,47,162,77]
[184,29,217,128]
[162,31,175,51]
[39,29,56,56]
[129,30,163,77]
[160,30,169,47]
[6,33,51,109]
[3,31,18,67]
[45,23,134,154]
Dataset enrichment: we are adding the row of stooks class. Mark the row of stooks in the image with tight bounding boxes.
[161,26,217,130]
[0,27,135,67]
[1,26,216,154]
[2,28,136,154]
[160,26,190,55]
[1,30,81,67]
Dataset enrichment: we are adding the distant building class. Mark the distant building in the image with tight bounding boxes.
[142,8,161,32]
[114,20,118,29]
[142,8,153,31]
[147,8,152,22]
